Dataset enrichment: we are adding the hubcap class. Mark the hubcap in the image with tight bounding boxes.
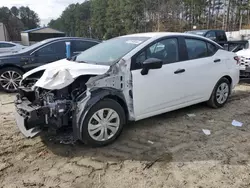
[216,82,229,104]
[88,108,120,142]
[0,71,22,91]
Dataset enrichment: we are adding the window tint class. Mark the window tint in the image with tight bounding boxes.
[205,31,216,40]
[0,43,15,48]
[135,38,179,67]
[36,41,66,55]
[217,31,227,41]
[185,39,207,59]
[72,40,98,52]
[207,43,217,56]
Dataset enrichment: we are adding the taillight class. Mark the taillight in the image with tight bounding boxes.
[234,56,240,65]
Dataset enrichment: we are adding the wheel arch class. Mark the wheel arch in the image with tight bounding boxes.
[75,88,129,140]
[0,64,25,73]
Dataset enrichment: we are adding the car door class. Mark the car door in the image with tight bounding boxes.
[29,41,66,69]
[71,40,99,56]
[131,37,189,120]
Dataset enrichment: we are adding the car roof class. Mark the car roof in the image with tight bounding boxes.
[41,37,101,43]
[121,32,213,40]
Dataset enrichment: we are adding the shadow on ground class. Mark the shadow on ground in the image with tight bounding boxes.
[40,87,250,165]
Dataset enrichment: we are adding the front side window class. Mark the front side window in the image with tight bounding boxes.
[36,41,66,55]
[135,38,179,67]
[185,39,207,60]
[74,36,150,65]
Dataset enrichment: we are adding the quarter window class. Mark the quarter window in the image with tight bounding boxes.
[207,43,217,56]
[135,38,179,67]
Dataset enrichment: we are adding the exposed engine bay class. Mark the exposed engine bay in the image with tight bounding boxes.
[14,59,134,141]
[16,75,90,136]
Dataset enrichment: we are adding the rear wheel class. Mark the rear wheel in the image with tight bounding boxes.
[81,98,126,147]
[207,77,231,108]
[0,67,23,93]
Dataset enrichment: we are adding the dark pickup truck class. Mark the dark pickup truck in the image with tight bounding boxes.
[185,29,249,52]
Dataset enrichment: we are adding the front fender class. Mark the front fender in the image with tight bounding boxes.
[72,88,127,140]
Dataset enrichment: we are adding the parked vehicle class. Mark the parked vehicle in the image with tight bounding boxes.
[15,32,239,146]
[236,39,250,78]
[0,37,100,92]
[0,41,26,54]
[185,29,248,52]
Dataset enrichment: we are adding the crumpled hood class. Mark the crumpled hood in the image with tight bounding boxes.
[22,58,110,90]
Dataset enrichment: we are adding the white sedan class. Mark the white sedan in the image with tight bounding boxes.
[15,32,239,146]
[0,41,26,54]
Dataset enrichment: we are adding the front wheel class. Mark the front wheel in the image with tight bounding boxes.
[0,67,23,92]
[207,77,231,108]
[81,98,126,147]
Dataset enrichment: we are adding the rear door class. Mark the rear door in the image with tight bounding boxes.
[71,40,99,56]
[180,37,227,101]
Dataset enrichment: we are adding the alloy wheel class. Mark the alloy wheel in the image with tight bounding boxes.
[0,70,22,91]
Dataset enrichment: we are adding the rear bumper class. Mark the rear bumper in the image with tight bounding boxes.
[14,94,49,138]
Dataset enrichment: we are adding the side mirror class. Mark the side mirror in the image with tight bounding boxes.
[141,58,163,75]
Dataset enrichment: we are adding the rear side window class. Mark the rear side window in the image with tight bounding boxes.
[217,31,227,42]
[72,40,98,52]
[36,41,66,55]
[185,39,207,59]
[0,43,15,48]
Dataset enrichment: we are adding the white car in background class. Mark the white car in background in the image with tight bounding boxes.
[236,40,250,70]
[0,41,26,54]
[15,32,239,146]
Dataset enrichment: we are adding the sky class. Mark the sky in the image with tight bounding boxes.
[1,0,86,26]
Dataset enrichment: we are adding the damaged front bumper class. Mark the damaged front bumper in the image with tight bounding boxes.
[14,93,49,138]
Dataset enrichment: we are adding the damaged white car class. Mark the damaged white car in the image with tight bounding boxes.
[15,32,239,146]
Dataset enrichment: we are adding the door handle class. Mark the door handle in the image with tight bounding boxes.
[214,59,221,63]
[174,69,185,74]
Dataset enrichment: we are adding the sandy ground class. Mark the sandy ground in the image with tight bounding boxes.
[1,83,250,188]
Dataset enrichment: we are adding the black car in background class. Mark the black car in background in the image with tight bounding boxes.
[0,37,100,92]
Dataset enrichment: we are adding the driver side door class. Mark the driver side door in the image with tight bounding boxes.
[131,37,188,120]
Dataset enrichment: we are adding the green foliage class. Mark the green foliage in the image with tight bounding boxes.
[48,0,250,39]
[0,6,39,40]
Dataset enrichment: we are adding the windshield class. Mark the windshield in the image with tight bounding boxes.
[74,36,150,65]
[186,31,206,36]
[18,39,52,53]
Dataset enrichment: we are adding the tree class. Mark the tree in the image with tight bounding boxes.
[10,6,19,17]
[0,6,40,40]
[91,0,108,39]
[19,6,40,30]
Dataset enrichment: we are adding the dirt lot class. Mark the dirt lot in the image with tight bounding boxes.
[1,83,250,188]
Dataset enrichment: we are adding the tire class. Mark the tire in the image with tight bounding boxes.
[207,77,231,108]
[0,67,23,93]
[81,98,126,147]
